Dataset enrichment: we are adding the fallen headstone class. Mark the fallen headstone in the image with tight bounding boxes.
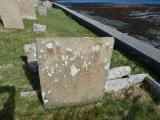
[107,66,131,80]
[36,37,114,109]
[0,0,24,29]
[18,0,36,19]
[105,74,148,92]
[21,90,40,97]
[33,24,46,32]
[38,6,47,16]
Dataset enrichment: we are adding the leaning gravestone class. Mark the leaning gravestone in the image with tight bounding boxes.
[0,0,24,29]
[36,37,114,109]
[18,0,36,19]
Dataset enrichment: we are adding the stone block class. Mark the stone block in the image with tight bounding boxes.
[43,1,52,8]
[0,0,24,29]
[33,23,46,32]
[36,37,114,109]
[34,0,39,6]
[18,0,36,19]
[38,6,47,16]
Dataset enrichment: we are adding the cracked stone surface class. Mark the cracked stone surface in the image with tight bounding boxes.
[36,37,114,109]
[0,0,24,29]
[18,0,36,19]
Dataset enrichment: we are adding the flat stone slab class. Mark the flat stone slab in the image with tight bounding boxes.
[18,0,36,19]
[0,0,24,29]
[36,37,114,109]
[33,23,46,32]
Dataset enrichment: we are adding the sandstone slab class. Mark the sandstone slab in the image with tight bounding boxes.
[18,0,36,19]
[36,37,114,109]
[0,0,24,29]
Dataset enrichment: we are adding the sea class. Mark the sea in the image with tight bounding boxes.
[58,0,160,4]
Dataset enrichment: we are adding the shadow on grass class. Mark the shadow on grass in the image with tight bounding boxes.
[21,56,43,104]
[0,86,15,120]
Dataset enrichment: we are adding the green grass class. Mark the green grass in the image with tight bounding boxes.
[0,8,159,120]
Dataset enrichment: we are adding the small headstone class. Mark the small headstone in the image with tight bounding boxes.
[38,6,47,16]
[34,0,39,6]
[43,1,52,8]
[18,0,36,19]
[0,0,24,29]
[33,24,46,32]
[36,37,114,109]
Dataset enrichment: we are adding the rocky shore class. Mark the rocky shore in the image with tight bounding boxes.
[65,3,160,49]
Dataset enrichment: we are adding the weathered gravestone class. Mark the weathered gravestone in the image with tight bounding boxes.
[0,0,24,29]
[36,37,114,109]
[38,6,47,16]
[18,0,36,19]
[43,0,52,8]
[34,0,39,6]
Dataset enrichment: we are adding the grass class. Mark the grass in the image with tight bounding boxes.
[0,7,159,120]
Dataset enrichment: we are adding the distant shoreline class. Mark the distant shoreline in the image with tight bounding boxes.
[60,3,160,7]
[65,3,160,49]
[57,2,160,5]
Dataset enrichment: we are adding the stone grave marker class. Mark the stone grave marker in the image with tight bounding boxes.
[18,0,36,19]
[0,0,24,29]
[43,0,52,8]
[38,6,47,16]
[36,37,114,109]
[34,0,39,6]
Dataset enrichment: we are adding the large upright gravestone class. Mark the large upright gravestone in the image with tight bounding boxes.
[18,0,36,19]
[0,0,24,29]
[36,37,114,109]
